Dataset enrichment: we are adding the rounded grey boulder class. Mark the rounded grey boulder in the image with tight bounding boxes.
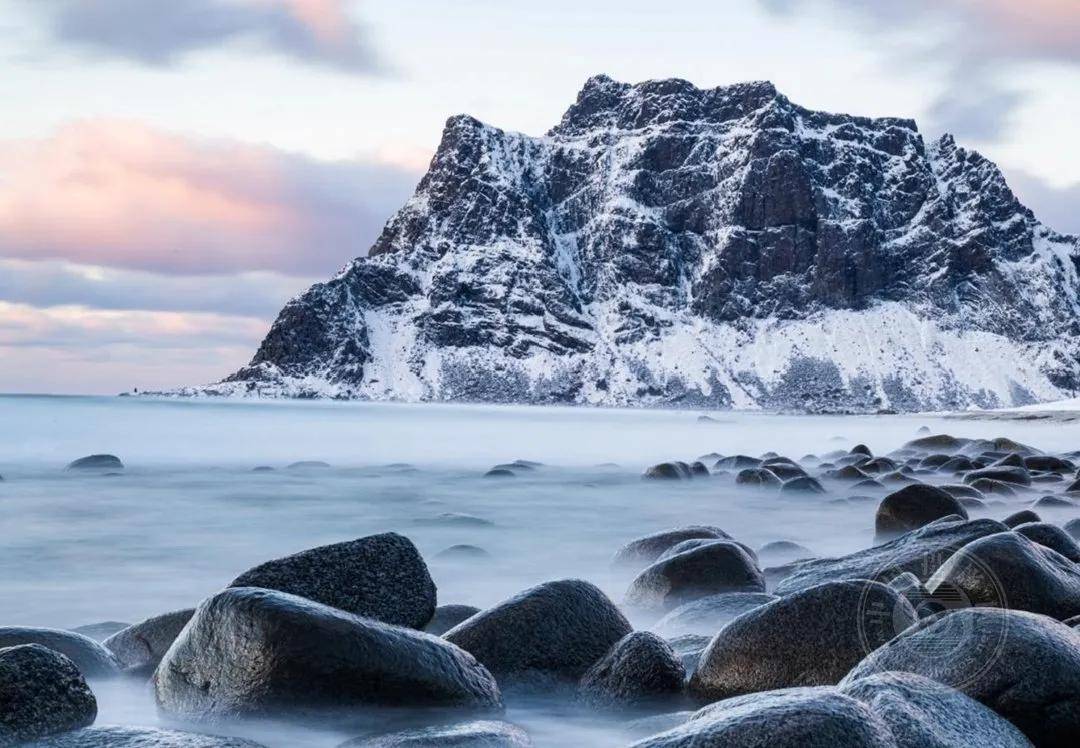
[874,485,967,540]
[654,592,777,637]
[578,632,685,708]
[154,587,501,721]
[65,454,123,471]
[443,579,631,686]
[643,462,693,480]
[33,726,267,747]
[1014,522,1080,562]
[0,628,119,679]
[425,605,481,636]
[843,608,1080,747]
[0,644,97,746]
[734,468,781,487]
[339,720,531,747]
[1004,509,1041,528]
[964,466,1032,487]
[625,542,765,611]
[926,531,1080,620]
[757,541,814,565]
[612,527,731,567]
[228,532,436,629]
[690,581,916,702]
[103,608,194,675]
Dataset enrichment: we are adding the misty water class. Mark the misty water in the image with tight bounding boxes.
[4,394,1079,746]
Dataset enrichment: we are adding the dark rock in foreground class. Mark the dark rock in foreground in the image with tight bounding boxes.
[65,455,123,471]
[690,581,915,701]
[874,485,967,539]
[1015,522,1080,562]
[154,587,501,721]
[229,532,436,629]
[339,720,531,747]
[578,632,685,708]
[0,628,119,679]
[0,644,97,745]
[33,726,267,747]
[103,608,194,675]
[625,542,764,611]
[843,608,1080,747]
[444,579,630,687]
[1004,509,1041,528]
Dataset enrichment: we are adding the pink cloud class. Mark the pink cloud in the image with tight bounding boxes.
[0,120,420,275]
[959,0,1080,60]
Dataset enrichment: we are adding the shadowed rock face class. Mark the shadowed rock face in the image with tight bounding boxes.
[0,644,97,745]
[32,726,267,747]
[185,75,1080,411]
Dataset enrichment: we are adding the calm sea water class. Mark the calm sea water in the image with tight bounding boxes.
[3,395,1078,746]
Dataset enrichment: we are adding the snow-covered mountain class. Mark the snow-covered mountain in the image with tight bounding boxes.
[182,76,1080,411]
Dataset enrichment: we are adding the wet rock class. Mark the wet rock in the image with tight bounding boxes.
[0,628,119,679]
[484,468,516,478]
[734,468,780,487]
[827,465,871,482]
[1066,477,1080,493]
[780,476,825,494]
[926,531,1080,620]
[689,461,710,477]
[65,454,123,471]
[940,456,976,473]
[68,622,128,643]
[444,579,631,686]
[612,527,731,567]
[229,532,436,629]
[657,539,758,565]
[879,471,919,487]
[762,463,807,481]
[425,605,481,636]
[0,644,97,745]
[625,542,765,611]
[917,454,952,469]
[775,518,1007,595]
[1015,522,1080,562]
[578,632,684,708]
[436,545,492,561]
[1026,455,1075,472]
[34,727,267,747]
[850,444,872,457]
[992,453,1026,468]
[860,457,898,474]
[937,483,983,499]
[964,466,1032,487]
[102,608,194,676]
[1004,509,1041,528]
[852,478,885,491]
[654,592,777,637]
[874,485,968,540]
[690,581,915,701]
[904,434,968,453]
[843,608,1080,747]
[757,540,814,565]
[643,462,693,480]
[713,456,760,471]
[968,478,1018,497]
[339,721,531,748]
[1033,495,1076,509]
[155,587,501,720]
[958,496,987,510]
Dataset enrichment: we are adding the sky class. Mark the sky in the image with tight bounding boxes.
[1,0,1078,395]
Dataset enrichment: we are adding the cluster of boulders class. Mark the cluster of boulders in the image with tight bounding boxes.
[6,438,1080,746]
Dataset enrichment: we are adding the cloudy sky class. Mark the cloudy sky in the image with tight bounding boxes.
[2,0,1078,394]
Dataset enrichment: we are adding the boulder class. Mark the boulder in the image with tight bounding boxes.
[34,727,267,747]
[1015,522,1080,562]
[436,545,491,561]
[969,478,1018,497]
[657,539,757,565]
[874,485,968,539]
[228,532,436,629]
[827,465,872,482]
[443,579,631,686]
[904,434,967,453]
[653,592,777,637]
[0,628,119,679]
[926,531,1080,620]
[65,454,123,470]
[425,605,481,636]
[68,622,128,643]
[625,543,765,611]
[780,476,825,494]
[936,483,984,499]
[964,466,1032,487]
[1026,455,1075,472]
[0,644,97,745]
[714,456,760,471]
[578,632,685,707]
[860,457,899,474]
[102,608,194,675]
[643,463,693,480]
[775,518,1007,596]
[484,468,516,478]
[690,581,915,701]
[757,541,814,565]
[734,468,781,487]
[612,527,731,567]
[1004,509,1041,528]
[843,608,1080,747]
[1033,495,1076,509]
[940,457,976,473]
[286,460,330,469]
[154,587,501,720]
[339,721,531,747]
[763,463,807,481]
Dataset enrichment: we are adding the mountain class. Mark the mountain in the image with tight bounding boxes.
[180,75,1080,411]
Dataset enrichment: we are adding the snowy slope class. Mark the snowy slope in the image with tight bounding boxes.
[176,76,1080,411]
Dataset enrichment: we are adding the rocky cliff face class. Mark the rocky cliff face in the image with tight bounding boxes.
[185,76,1080,411]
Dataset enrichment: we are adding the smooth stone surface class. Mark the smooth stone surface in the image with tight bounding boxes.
[843,609,1080,748]
[625,542,765,611]
[339,721,531,747]
[964,466,1032,487]
[1004,510,1041,528]
[154,587,501,720]
[1033,495,1076,509]
[0,628,119,679]
[1014,523,1080,562]
[874,485,967,539]
[926,531,1080,620]
[643,462,693,480]
[780,476,825,494]
[612,527,731,567]
[33,727,267,747]
[0,644,97,746]
[229,532,436,629]
[65,454,123,471]
[653,592,777,637]
[775,518,1007,596]
[690,581,916,701]
[103,608,194,675]
[444,579,631,686]
[578,632,685,708]
[425,605,481,636]
[734,468,780,487]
